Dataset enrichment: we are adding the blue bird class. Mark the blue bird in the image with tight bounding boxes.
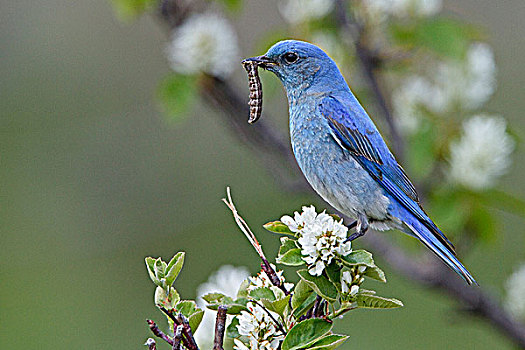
[243,40,476,285]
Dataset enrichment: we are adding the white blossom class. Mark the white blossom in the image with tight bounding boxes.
[248,264,294,293]
[448,115,514,190]
[341,271,353,294]
[166,12,239,77]
[195,265,250,349]
[392,75,447,134]
[433,42,496,111]
[504,263,525,321]
[281,205,318,233]
[283,206,352,276]
[350,285,360,296]
[279,0,334,24]
[360,0,441,19]
[235,302,284,350]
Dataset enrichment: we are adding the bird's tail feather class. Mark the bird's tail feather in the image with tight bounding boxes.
[403,216,477,285]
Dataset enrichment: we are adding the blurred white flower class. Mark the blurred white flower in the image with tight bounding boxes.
[433,42,496,110]
[235,302,284,350]
[248,264,294,292]
[504,263,525,321]
[195,265,250,349]
[283,206,352,276]
[279,0,334,24]
[166,12,239,77]
[361,0,441,18]
[392,75,447,134]
[448,115,514,190]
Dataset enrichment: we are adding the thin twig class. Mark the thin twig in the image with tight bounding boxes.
[213,306,228,350]
[145,338,157,350]
[159,308,200,350]
[147,319,174,346]
[172,325,183,350]
[312,296,324,318]
[223,187,285,292]
[178,313,199,350]
[251,300,287,336]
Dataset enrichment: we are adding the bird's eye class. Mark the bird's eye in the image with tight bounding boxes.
[283,52,298,64]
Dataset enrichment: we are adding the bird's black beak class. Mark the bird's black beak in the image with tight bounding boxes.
[241,55,276,69]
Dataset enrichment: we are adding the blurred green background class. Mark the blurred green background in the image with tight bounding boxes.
[1,0,524,348]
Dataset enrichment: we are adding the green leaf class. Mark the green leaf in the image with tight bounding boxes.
[206,297,248,315]
[218,0,243,13]
[110,0,156,21]
[261,295,291,318]
[293,292,317,319]
[176,300,198,317]
[297,270,338,302]
[249,287,276,301]
[155,286,180,309]
[157,74,197,123]
[476,189,525,217]
[429,189,468,235]
[145,257,160,285]
[226,316,241,338]
[308,334,350,350]
[202,292,228,304]
[277,237,303,265]
[291,280,314,310]
[340,250,375,267]
[207,303,247,315]
[264,221,295,236]
[165,252,185,286]
[277,249,304,266]
[467,204,497,242]
[363,266,387,283]
[189,308,204,333]
[358,289,377,295]
[407,124,436,179]
[391,18,481,59]
[154,257,166,280]
[282,319,333,350]
[355,294,403,309]
[324,263,342,291]
[236,279,250,299]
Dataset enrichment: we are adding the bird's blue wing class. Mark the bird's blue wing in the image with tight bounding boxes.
[319,96,456,254]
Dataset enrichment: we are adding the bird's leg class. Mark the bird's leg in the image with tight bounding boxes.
[345,214,369,242]
[347,220,357,230]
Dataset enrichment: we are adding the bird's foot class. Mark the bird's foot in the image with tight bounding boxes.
[344,215,368,242]
[345,230,367,242]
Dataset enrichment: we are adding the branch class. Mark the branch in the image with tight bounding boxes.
[145,338,157,350]
[334,0,404,159]
[223,187,287,294]
[172,325,183,350]
[147,319,174,346]
[213,306,228,350]
[159,308,200,350]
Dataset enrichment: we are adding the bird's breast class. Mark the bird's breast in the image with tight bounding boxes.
[289,102,391,222]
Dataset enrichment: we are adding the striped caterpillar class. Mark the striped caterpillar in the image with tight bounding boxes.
[242,60,263,124]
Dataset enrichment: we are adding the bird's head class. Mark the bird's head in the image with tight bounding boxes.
[243,40,342,95]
